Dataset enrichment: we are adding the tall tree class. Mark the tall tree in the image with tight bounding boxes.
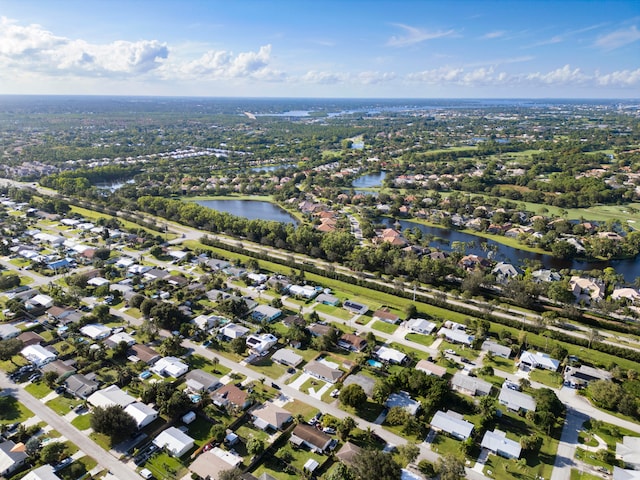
[351,449,401,480]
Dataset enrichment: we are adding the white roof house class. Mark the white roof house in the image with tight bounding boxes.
[519,351,560,371]
[271,348,303,367]
[481,340,512,359]
[87,385,135,409]
[152,357,189,378]
[481,429,522,459]
[21,344,56,367]
[22,464,61,480]
[87,277,110,287]
[406,318,437,335]
[0,324,20,340]
[438,327,474,345]
[570,276,605,303]
[498,387,537,413]
[612,288,640,303]
[492,262,520,283]
[451,373,493,397]
[375,346,407,364]
[220,323,250,339]
[251,304,283,323]
[252,402,292,430]
[613,466,640,480]
[153,427,195,457]
[28,294,54,309]
[193,314,217,330]
[617,436,640,470]
[124,402,158,430]
[80,324,112,340]
[246,333,278,355]
[385,391,420,415]
[430,410,474,441]
[0,440,28,477]
[288,284,318,299]
[105,331,136,347]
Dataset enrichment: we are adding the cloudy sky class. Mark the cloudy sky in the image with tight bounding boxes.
[1,0,639,98]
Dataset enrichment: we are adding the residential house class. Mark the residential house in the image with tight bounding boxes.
[251,402,292,431]
[288,285,318,299]
[42,360,76,381]
[304,361,343,384]
[22,465,62,480]
[415,359,447,378]
[570,276,605,303]
[17,331,44,347]
[316,293,339,306]
[481,340,512,359]
[498,387,537,413]
[189,448,243,480]
[271,348,303,367]
[451,372,492,396]
[612,288,640,304]
[564,365,612,389]
[152,357,189,378]
[220,323,250,340]
[153,427,195,457]
[104,331,136,348]
[307,323,332,337]
[481,429,522,459]
[437,327,474,346]
[343,300,369,315]
[519,351,560,372]
[80,324,111,340]
[185,369,221,393]
[373,309,400,324]
[87,385,135,409]
[617,436,640,470]
[290,424,332,454]
[125,402,159,430]
[128,344,161,365]
[0,324,19,340]
[281,315,306,328]
[375,346,408,365]
[64,373,99,399]
[385,391,420,415]
[492,262,520,284]
[338,333,368,352]
[430,410,474,441]
[343,373,376,398]
[532,269,562,283]
[246,333,278,356]
[212,384,252,410]
[459,254,490,271]
[192,314,218,331]
[21,344,56,367]
[335,441,362,467]
[613,467,640,480]
[251,304,282,323]
[0,440,28,477]
[405,318,437,335]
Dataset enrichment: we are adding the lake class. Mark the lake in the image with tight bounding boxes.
[352,171,386,188]
[195,199,298,224]
[384,218,640,282]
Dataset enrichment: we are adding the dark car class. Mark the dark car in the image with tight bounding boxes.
[271,383,281,390]
[287,367,296,374]
[55,386,66,394]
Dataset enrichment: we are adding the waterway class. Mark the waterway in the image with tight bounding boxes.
[195,199,297,224]
[383,218,640,282]
[352,171,386,188]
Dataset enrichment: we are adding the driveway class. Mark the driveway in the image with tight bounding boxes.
[551,407,590,480]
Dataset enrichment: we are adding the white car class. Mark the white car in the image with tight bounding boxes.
[140,468,153,479]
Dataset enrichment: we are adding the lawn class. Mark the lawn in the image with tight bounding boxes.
[46,394,82,415]
[388,341,431,362]
[529,368,563,388]
[249,357,287,379]
[570,469,603,480]
[58,456,98,480]
[24,381,53,399]
[283,399,317,420]
[314,303,353,320]
[430,433,466,458]
[186,416,214,446]
[574,448,614,473]
[299,377,326,395]
[186,353,231,376]
[89,432,111,450]
[0,395,34,423]
[484,355,516,373]
[343,399,384,423]
[71,413,92,430]
[371,320,399,334]
[235,418,270,443]
[438,341,479,361]
[405,332,435,347]
[578,431,598,447]
[144,451,188,479]
[582,418,638,449]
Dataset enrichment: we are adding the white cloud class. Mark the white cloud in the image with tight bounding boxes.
[300,70,345,85]
[356,71,397,84]
[595,25,640,50]
[406,64,640,89]
[387,23,455,47]
[482,30,506,39]
[0,16,168,76]
[175,44,283,81]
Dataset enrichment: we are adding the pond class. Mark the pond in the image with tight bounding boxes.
[195,199,298,224]
[352,171,386,188]
[383,218,640,282]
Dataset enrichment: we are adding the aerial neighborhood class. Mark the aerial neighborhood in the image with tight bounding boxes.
[0,97,639,480]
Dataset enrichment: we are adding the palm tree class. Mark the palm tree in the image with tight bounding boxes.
[588,328,602,349]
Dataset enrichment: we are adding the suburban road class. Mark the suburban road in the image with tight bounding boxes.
[0,375,141,480]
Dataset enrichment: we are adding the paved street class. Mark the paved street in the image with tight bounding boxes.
[0,376,141,480]
[551,407,590,480]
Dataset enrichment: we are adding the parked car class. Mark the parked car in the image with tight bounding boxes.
[444,349,456,355]
[322,427,336,434]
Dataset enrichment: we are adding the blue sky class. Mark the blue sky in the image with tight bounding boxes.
[1,0,639,98]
